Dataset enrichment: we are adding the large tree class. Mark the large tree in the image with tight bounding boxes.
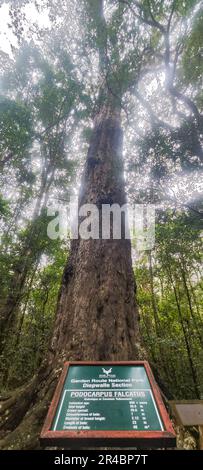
[0,0,202,450]
[0,0,142,449]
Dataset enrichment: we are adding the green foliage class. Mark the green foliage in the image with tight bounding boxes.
[1,242,68,388]
[34,70,78,128]
[0,97,32,166]
[174,0,199,16]
[0,0,202,409]
[181,10,203,85]
[134,121,202,190]
[136,212,203,399]
[0,41,80,390]
[0,194,10,217]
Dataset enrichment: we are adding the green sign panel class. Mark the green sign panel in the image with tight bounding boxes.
[51,365,164,432]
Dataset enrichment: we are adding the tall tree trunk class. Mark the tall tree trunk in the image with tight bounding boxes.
[0,93,141,450]
[1,261,40,388]
[148,251,160,332]
[141,308,156,363]
[167,267,200,398]
[147,251,168,379]
[0,169,55,352]
[180,267,203,346]
[52,100,139,362]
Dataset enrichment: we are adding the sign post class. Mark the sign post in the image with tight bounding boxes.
[40,361,176,448]
[169,400,203,450]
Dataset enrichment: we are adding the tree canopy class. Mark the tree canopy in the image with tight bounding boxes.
[0,0,202,449]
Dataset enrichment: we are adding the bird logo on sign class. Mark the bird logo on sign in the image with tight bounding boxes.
[102,367,112,377]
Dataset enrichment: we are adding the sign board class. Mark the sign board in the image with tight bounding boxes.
[169,400,203,426]
[40,361,176,448]
[169,400,203,450]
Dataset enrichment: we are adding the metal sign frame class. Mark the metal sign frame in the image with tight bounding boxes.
[40,361,176,448]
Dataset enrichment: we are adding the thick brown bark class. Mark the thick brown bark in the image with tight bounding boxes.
[0,96,141,449]
[51,101,139,362]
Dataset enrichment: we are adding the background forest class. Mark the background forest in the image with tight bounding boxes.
[0,0,202,447]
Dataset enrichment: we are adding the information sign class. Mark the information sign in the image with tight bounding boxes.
[40,361,176,448]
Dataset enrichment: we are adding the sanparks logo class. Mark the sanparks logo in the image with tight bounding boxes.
[99,367,116,379]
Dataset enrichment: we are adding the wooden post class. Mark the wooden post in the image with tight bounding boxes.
[169,401,203,450]
[199,425,203,450]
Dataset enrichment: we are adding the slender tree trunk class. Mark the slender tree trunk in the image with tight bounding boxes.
[147,251,169,378]
[141,309,156,363]
[14,262,40,351]
[148,251,160,332]
[0,169,55,351]
[167,267,200,398]
[0,93,140,450]
[180,267,203,346]
[1,261,40,388]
